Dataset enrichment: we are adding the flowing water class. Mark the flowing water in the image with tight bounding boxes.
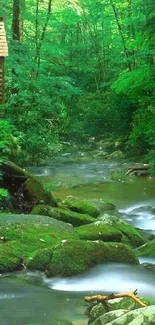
[1,155,155,325]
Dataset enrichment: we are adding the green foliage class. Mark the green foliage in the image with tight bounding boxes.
[0,188,8,200]
[0,0,154,164]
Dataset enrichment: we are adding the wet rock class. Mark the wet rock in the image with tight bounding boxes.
[75,223,122,242]
[92,151,108,159]
[45,240,139,277]
[0,161,57,212]
[62,196,100,218]
[31,204,96,227]
[0,241,22,272]
[91,309,127,325]
[87,297,155,324]
[0,214,79,263]
[130,206,155,215]
[53,208,96,226]
[107,150,125,160]
[98,214,146,248]
[87,302,109,324]
[111,167,126,181]
[136,239,155,258]
[91,305,155,325]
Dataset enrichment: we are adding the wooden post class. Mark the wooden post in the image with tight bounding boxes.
[0,17,8,116]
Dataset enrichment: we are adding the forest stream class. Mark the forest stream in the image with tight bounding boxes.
[1,154,155,325]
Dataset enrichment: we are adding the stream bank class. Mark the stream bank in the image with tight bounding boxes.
[1,153,155,325]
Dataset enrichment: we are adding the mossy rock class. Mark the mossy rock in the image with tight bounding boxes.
[49,319,74,325]
[88,296,155,324]
[0,161,57,209]
[136,240,155,258]
[31,205,59,218]
[0,214,79,262]
[53,208,95,226]
[31,205,95,227]
[75,223,122,242]
[91,306,155,325]
[0,241,22,272]
[107,150,125,160]
[62,197,100,218]
[99,214,145,248]
[46,240,139,277]
[28,248,53,271]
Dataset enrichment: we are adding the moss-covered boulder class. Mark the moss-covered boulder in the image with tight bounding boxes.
[31,205,95,226]
[45,240,139,276]
[75,223,122,242]
[27,248,53,271]
[136,240,155,258]
[99,214,145,248]
[62,197,100,218]
[88,297,155,325]
[31,205,59,218]
[54,208,95,226]
[91,306,155,325]
[0,241,22,272]
[0,214,79,262]
[0,161,57,211]
[107,150,125,160]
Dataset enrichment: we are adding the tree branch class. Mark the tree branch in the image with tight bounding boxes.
[84,290,147,308]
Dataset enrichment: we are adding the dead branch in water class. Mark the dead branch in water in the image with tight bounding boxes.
[84,289,147,307]
[125,164,149,176]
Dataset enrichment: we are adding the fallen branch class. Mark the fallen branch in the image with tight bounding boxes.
[125,164,149,176]
[84,289,147,308]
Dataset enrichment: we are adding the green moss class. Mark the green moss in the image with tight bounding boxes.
[136,240,155,257]
[0,214,79,262]
[53,208,95,226]
[75,223,122,242]
[27,248,53,270]
[46,240,139,277]
[62,197,100,217]
[0,241,22,272]
[1,161,57,207]
[31,205,59,218]
[99,214,145,248]
[116,223,145,248]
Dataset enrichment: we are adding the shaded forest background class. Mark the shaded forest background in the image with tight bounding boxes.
[0,0,155,165]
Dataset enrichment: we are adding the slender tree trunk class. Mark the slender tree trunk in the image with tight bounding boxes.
[12,0,20,41]
[110,0,132,71]
[34,0,52,76]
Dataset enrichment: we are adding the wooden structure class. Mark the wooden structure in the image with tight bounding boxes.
[0,17,8,112]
